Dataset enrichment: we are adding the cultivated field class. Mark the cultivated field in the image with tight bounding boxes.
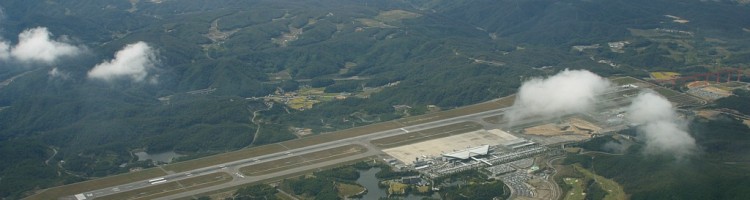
[356,9,421,28]
[355,18,397,28]
[375,10,422,22]
[649,72,681,80]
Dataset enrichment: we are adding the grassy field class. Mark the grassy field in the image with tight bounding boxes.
[653,87,682,97]
[650,72,681,80]
[163,144,289,173]
[240,144,367,176]
[375,10,421,22]
[370,121,482,148]
[388,182,409,194]
[397,95,514,126]
[610,76,703,107]
[609,76,642,85]
[281,121,403,149]
[482,114,505,124]
[574,165,627,200]
[563,178,586,200]
[25,167,168,200]
[288,97,317,110]
[178,173,233,189]
[355,18,396,28]
[99,172,232,200]
[336,183,365,197]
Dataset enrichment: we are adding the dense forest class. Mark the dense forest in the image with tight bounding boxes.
[0,0,749,198]
[566,116,750,200]
[715,89,750,115]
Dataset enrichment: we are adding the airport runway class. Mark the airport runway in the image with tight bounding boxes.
[69,86,642,200]
[69,104,514,200]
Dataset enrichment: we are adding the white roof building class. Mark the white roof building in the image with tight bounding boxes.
[441,144,490,160]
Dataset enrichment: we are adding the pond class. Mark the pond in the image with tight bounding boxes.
[133,151,183,163]
[355,168,440,200]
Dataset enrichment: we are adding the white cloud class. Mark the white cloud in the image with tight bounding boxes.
[506,69,612,123]
[48,67,70,79]
[627,92,697,159]
[87,42,158,82]
[626,92,677,125]
[0,40,9,60]
[4,27,82,63]
[639,120,696,158]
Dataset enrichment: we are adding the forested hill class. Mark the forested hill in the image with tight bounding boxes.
[0,0,749,198]
[408,0,750,46]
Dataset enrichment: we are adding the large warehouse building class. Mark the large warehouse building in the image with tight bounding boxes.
[441,144,490,160]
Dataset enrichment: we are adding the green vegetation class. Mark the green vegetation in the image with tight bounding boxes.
[232,184,280,200]
[715,89,750,115]
[336,183,365,198]
[574,165,627,200]
[280,165,369,200]
[564,116,750,200]
[284,176,340,200]
[273,163,377,199]
[314,166,360,181]
[440,181,507,200]
[434,169,488,185]
[563,178,586,200]
[435,170,509,200]
[1,0,750,198]
[374,164,420,180]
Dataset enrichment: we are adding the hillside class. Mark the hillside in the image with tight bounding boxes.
[0,0,749,198]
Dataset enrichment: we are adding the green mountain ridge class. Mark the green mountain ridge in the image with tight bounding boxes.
[0,0,749,198]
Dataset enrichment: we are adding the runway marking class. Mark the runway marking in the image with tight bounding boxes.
[99,173,232,200]
[400,128,409,133]
[278,143,291,150]
[241,147,367,176]
[394,120,407,126]
[157,166,170,174]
